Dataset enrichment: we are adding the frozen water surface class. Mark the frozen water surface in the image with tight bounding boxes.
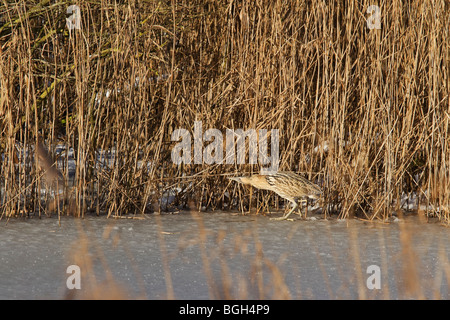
[0,212,448,299]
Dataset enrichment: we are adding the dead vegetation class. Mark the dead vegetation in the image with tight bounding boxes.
[0,0,448,222]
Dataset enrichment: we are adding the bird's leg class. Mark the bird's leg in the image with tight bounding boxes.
[270,201,298,221]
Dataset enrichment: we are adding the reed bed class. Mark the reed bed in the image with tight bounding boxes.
[0,0,449,222]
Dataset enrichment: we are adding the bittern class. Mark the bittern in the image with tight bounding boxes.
[229,171,322,221]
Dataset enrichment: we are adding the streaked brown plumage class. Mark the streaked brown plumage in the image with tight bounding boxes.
[229,171,322,220]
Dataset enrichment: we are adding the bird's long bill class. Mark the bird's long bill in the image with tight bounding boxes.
[228,177,242,183]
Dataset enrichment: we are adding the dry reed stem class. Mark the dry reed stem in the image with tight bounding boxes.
[0,0,448,223]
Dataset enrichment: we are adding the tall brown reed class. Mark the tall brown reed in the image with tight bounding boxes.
[0,0,448,222]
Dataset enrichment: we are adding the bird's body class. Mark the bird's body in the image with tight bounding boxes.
[229,171,322,220]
